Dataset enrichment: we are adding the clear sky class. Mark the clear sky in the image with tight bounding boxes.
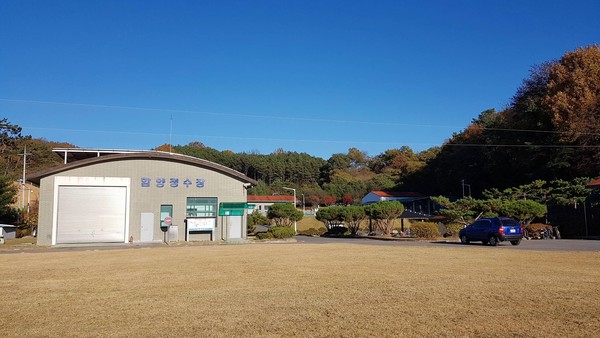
[1,0,598,159]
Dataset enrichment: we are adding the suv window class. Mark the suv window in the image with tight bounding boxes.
[500,218,519,227]
[474,220,491,228]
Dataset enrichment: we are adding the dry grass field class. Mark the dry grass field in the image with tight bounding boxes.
[1,243,599,337]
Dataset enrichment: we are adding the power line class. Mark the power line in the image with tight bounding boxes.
[22,126,600,150]
[0,98,458,129]
[22,126,439,147]
[444,143,600,148]
[4,98,600,148]
[4,97,600,137]
[481,126,600,137]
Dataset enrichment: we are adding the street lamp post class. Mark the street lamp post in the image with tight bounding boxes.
[19,145,32,209]
[282,187,297,233]
[302,193,305,214]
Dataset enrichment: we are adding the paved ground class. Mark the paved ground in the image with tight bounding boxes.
[2,236,599,253]
[295,235,600,251]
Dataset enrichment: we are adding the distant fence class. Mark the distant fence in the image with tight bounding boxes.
[547,204,600,238]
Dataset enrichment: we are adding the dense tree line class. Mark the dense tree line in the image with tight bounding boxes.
[158,142,436,207]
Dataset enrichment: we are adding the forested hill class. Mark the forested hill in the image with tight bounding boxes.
[400,45,600,196]
[2,45,599,206]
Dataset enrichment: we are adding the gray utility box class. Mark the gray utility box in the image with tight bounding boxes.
[168,225,178,242]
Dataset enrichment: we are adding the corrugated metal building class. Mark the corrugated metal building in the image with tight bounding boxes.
[28,150,256,246]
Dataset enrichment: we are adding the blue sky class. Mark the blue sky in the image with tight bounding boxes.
[1,0,598,159]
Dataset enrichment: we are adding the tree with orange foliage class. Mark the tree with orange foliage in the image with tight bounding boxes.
[544,45,600,144]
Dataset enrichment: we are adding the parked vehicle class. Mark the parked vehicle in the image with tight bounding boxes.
[459,217,524,246]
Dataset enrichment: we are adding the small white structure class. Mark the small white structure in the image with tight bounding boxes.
[361,191,426,205]
[247,195,295,215]
[0,224,18,240]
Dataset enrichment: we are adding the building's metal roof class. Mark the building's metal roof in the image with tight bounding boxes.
[371,191,425,198]
[587,178,600,187]
[53,148,158,163]
[28,151,258,186]
[247,195,295,203]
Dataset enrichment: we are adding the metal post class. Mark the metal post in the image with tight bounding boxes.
[584,201,588,237]
[27,187,31,213]
[19,145,32,209]
[283,187,297,233]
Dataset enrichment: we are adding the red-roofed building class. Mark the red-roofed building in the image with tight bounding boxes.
[247,195,295,215]
[586,178,600,188]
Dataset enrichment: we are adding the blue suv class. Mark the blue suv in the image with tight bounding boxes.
[459,217,523,246]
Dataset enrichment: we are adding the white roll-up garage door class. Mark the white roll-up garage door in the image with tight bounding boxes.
[56,186,127,244]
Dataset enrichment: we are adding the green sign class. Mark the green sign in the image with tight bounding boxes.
[219,202,253,216]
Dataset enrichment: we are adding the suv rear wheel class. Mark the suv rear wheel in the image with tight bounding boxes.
[510,239,521,246]
[488,235,498,246]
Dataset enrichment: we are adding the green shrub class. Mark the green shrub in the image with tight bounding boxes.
[248,212,270,226]
[269,226,296,239]
[248,211,271,234]
[410,222,440,239]
[256,231,274,240]
[268,203,303,227]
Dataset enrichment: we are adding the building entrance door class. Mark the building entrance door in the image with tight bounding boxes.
[140,212,154,241]
[228,217,242,239]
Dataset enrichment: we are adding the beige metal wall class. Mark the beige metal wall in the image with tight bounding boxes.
[37,158,249,246]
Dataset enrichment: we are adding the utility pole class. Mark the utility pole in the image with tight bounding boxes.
[19,145,32,209]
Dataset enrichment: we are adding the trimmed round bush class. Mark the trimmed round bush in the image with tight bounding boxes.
[410,222,441,239]
[269,226,296,239]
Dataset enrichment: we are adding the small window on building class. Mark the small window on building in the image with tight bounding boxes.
[187,197,217,217]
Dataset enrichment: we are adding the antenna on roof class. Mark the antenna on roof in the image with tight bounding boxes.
[169,115,173,154]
